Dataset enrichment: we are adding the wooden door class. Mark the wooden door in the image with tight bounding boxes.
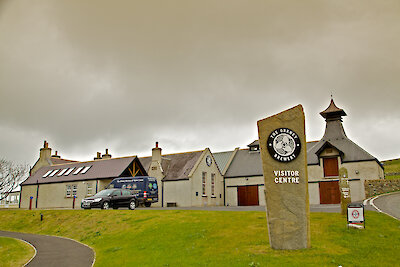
[323,157,339,177]
[237,185,259,206]
[319,181,340,204]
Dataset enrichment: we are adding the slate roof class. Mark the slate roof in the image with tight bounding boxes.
[22,156,139,185]
[139,151,204,181]
[50,157,78,165]
[306,120,381,166]
[308,100,382,167]
[224,149,263,178]
[213,150,235,174]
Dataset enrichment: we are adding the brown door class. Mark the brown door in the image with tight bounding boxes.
[319,181,341,204]
[323,157,339,177]
[237,185,259,206]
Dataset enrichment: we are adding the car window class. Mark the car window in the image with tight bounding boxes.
[112,190,121,196]
[122,190,131,196]
[95,189,114,196]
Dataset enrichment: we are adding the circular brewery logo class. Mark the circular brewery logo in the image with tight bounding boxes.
[267,128,301,162]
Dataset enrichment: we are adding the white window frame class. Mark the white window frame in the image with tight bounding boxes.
[73,167,84,175]
[42,170,52,178]
[49,169,59,177]
[64,167,75,176]
[211,173,215,197]
[57,168,68,176]
[66,185,72,198]
[86,182,93,196]
[81,166,91,174]
[72,185,77,197]
[202,172,207,196]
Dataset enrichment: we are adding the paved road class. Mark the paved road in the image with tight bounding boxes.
[371,192,400,220]
[0,231,94,267]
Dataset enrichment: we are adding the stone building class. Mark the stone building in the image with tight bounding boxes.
[306,99,384,204]
[19,99,382,208]
[216,99,384,206]
[139,143,224,207]
[20,144,146,209]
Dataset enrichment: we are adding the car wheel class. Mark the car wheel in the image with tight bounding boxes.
[101,201,110,210]
[144,202,151,207]
[129,199,136,210]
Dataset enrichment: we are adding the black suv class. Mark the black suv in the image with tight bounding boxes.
[81,188,138,210]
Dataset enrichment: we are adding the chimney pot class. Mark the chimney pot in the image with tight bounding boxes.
[156,142,159,148]
[106,148,109,154]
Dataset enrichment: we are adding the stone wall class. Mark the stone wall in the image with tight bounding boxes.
[364,179,400,198]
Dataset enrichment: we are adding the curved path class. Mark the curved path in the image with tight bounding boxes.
[371,192,400,220]
[0,231,94,267]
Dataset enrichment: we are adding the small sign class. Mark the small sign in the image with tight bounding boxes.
[347,203,365,228]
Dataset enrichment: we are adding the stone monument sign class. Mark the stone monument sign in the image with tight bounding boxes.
[257,105,311,250]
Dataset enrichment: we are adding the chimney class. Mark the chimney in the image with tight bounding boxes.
[51,150,61,158]
[94,152,102,160]
[102,148,112,159]
[39,140,52,161]
[152,142,162,163]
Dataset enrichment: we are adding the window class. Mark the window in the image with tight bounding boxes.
[66,184,77,198]
[49,169,59,177]
[72,185,77,197]
[57,168,68,176]
[202,172,207,196]
[42,170,52,178]
[64,168,75,176]
[66,185,72,197]
[86,183,93,196]
[73,167,84,175]
[211,173,215,196]
[81,166,91,174]
[122,190,131,196]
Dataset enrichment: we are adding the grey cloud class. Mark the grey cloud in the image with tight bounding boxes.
[0,0,399,166]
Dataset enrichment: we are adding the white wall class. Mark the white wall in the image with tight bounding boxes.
[308,182,320,205]
[163,180,191,207]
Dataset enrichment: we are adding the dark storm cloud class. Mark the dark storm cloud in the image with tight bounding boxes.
[0,0,399,165]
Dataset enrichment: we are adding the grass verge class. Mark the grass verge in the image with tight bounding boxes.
[0,209,399,266]
[0,236,35,267]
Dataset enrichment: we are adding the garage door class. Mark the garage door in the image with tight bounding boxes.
[319,181,341,204]
[237,185,259,206]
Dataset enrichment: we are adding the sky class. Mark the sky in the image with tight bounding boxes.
[0,0,399,167]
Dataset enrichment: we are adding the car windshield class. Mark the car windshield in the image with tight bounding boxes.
[94,189,115,197]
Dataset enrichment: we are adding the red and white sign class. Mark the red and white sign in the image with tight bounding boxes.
[347,206,364,223]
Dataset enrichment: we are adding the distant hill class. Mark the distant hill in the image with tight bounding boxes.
[381,158,400,180]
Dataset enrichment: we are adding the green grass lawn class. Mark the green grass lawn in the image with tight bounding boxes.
[0,236,35,267]
[0,209,399,266]
[382,158,400,180]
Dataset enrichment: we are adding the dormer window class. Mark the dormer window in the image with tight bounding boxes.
[249,145,260,152]
[248,140,260,152]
